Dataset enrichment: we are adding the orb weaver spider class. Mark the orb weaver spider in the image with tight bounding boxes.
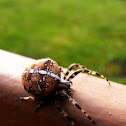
[20,58,110,125]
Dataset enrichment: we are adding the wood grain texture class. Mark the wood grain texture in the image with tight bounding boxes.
[0,49,126,126]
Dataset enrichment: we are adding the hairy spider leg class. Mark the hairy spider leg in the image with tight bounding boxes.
[67,69,110,85]
[55,98,75,126]
[61,90,96,125]
[20,96,43,112]
[64,63,87,80]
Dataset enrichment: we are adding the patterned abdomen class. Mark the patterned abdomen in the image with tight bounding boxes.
[21,58,61,98]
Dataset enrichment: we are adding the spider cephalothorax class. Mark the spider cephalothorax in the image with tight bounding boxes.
[21,58,110,125]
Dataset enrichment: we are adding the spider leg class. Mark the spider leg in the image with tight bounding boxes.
[67,69,110,85]
[60,90,96,125]
[20,96,43,112]
[34,101,44,112]
[55,97,75,126]
[57,85,72,96]
[20,96,35,101]
[64,63,87,80]
[60,66,65,76]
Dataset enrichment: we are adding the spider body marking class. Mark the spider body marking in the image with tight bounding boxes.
[22,58,63,98]
[21,58,110,125]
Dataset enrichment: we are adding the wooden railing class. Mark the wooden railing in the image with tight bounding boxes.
[0,49,126,126]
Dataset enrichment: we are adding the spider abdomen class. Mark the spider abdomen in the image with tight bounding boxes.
[22,58,61,97]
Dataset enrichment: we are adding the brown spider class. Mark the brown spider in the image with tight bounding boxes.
[20,58,110,125]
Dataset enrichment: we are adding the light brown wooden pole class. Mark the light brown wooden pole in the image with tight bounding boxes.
[0,49,126,126]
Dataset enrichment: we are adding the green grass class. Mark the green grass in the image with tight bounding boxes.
[0,0,126,84]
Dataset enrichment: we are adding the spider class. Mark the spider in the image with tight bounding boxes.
[20,58,110,126]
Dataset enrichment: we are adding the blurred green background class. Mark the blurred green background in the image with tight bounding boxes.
[0,0,126,84]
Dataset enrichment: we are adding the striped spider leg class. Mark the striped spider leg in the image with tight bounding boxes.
[60,90,96,124]
[59,78,96,125]
[64,63,88,80]
[60,63,111,125]
[64,63,110,85]
[55,94,75,126]
[59,67,72,96]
